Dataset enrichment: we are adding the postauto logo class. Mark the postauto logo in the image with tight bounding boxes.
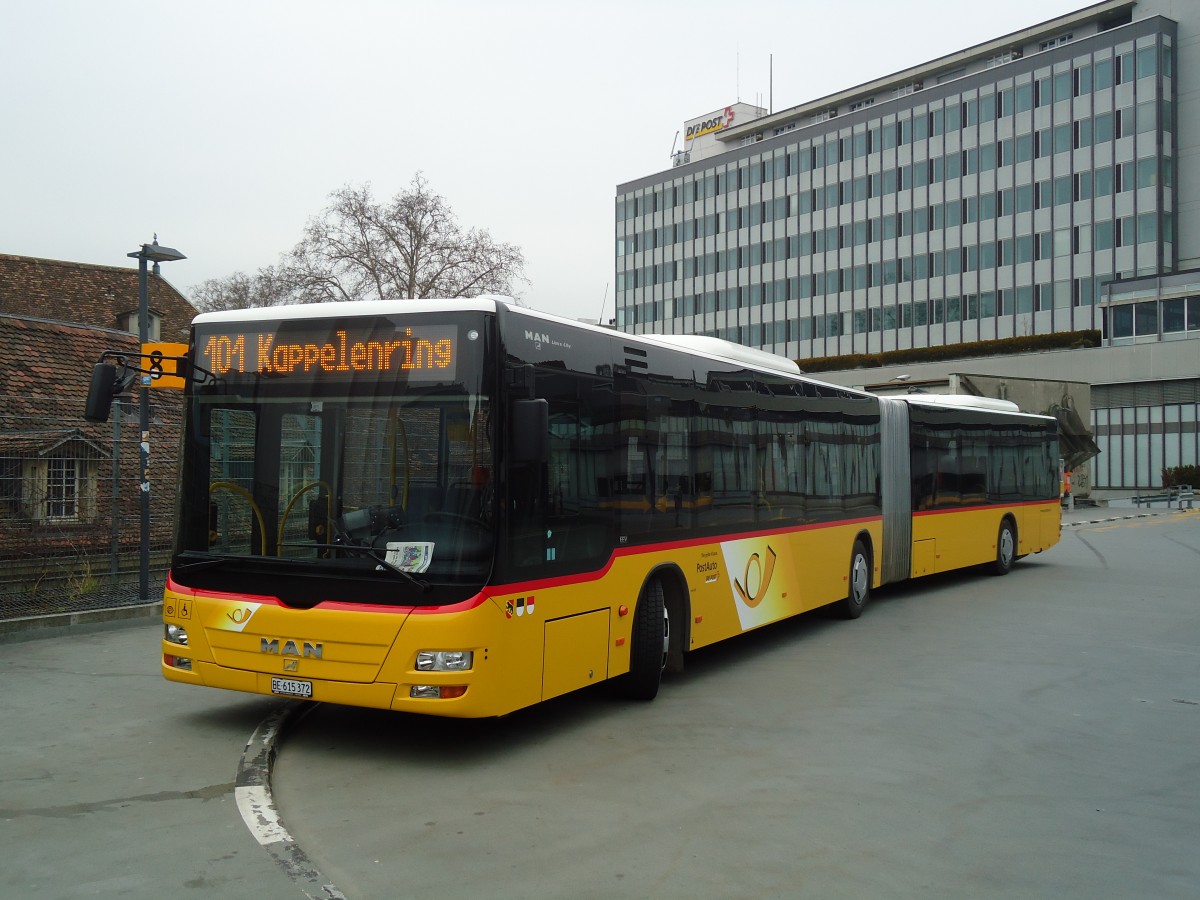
[686,106,736,142]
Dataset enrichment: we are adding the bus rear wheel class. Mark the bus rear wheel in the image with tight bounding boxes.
[616,579,669,701]
[839,539,871,620]
[992,519,1016,575]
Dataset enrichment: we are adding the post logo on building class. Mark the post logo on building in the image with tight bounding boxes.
[685,106,736,144]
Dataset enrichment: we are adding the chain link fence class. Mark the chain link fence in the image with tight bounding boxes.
[1,394,181,621]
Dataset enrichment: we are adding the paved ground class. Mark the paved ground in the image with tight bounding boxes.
[268,507,1200,899]
[0,624,300,899]
[2,504,1197,899]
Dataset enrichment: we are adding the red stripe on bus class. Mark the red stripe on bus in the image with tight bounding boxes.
[164,571,467,616]
[166,515,885,616]
[475,515,884,597]
[912,499,1057,517]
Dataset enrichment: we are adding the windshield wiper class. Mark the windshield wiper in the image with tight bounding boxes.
[175,547,431,594]
[303,543,432,593]
[173,554,240,572]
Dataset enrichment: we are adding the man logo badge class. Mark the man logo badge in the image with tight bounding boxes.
[260,638,324,659]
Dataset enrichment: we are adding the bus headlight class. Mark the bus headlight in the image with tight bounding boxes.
[415,650,473,672]
[165,624,189,646]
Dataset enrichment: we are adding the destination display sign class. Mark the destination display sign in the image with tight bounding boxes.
[197,323,458,382]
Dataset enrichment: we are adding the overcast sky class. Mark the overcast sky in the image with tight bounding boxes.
[2,0,1087,322]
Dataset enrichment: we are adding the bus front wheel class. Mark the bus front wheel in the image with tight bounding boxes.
[839,539,871,620]
[617,579,669,701]
[992,519,1017,575]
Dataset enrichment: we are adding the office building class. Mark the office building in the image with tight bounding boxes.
[614,0,1198,492]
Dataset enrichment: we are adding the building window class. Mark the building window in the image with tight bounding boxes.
[1107,298,1191,340]
[1162,299,1185,333]
[46,457,79,521]
[0,456,20,516]
[0,442,102,525]
[1137,213,1158,244]
[1073,64,1092,97]
[1015,83,1033,112]
[119,310,161,341]
[1135,300,1159,336]
[986,51,1021,69]
[1039,33,1073,52]
[1136,45,1158,79]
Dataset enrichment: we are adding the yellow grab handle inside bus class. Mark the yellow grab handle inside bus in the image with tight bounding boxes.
[209,481,267,556]
[277,480,333,554]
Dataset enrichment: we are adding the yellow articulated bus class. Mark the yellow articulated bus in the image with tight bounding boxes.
[103,298,1061,717]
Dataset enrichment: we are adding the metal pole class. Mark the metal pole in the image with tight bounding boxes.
[111,398,121,577]
[138,252,150,605]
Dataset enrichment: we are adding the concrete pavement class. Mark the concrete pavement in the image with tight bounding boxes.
[2,501,1193,900]
[0,622,303,900]
[270,507,1200,899]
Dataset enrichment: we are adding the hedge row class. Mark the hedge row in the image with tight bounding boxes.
[798,330,1102,374]
[1162,465,1200,488]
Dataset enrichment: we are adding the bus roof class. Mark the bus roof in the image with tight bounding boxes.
[895,394,1027,414]
[192,296,835,388]
[191,297,504,325]
[644,334,801,376]
[502,304,810,380]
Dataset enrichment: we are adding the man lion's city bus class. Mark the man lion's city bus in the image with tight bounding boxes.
[151,298,1059,717]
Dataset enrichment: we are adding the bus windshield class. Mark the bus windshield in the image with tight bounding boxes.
[172,311,495,606]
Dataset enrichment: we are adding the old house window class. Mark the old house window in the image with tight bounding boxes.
[118,309,161,341]
[0,456,20,515]
[46,456,79,521]
[0,437,103,525]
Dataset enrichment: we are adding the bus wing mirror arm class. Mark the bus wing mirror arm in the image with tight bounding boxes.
[85,349,223,422]
[84,355,138,422]
[506,363,536,398]
[510,399,548,464]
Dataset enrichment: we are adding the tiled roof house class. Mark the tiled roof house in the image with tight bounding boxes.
[0,252,197,338]
[0,254,198,615]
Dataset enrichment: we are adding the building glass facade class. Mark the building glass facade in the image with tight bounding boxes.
[615,14,1177,365]
[1094,267,1200,488]
[1092,383,1200,489]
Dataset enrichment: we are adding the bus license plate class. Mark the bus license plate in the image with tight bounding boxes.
[271,677,313,699]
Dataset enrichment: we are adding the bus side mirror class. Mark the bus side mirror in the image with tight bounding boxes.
[511,399,548,464]
[84,363,119,422]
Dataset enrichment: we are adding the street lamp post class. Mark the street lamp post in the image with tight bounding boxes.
[127,238,186,605]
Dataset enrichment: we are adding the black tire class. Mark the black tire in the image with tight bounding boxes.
[992,519,1016,575]
[839,539,871,620]
[616,579,669,701]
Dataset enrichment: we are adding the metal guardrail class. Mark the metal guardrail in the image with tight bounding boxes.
[1133,485,1195,509]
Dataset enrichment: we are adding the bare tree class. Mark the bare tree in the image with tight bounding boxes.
[188,174,527,310]
[286,175,526,302]
[189,265,294,312]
